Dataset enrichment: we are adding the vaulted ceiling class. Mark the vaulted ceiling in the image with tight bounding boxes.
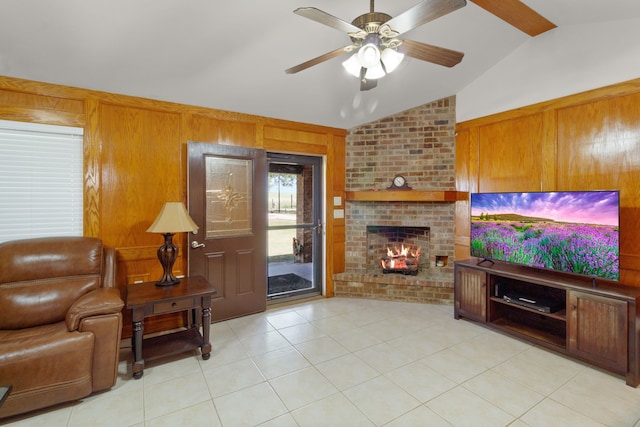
[1,1,639,129]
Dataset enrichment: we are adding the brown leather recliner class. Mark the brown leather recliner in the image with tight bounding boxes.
[0,237,124,419]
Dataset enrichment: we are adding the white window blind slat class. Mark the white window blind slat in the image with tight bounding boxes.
[0,120,83,244]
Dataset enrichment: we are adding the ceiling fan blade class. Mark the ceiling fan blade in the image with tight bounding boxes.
[285,46,354,74]
[385,0,467,36]
[359,68,378,91]
[398,39,464,68]
[294,7,363,34]
[470,0,556,36]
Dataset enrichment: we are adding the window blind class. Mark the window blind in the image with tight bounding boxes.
[0,120,84,244]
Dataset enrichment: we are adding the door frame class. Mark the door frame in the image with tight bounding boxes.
[267,152,325,301]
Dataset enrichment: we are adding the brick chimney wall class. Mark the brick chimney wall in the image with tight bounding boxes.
[335,96,457,304]
[346,97,456,192]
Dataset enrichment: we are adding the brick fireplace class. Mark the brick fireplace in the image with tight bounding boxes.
[333,96,457,304]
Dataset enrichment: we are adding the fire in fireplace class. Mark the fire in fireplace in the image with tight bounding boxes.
[381,244,422,275]
[366,225,430,276]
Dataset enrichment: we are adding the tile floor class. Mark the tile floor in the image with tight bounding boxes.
[4,297,640,427]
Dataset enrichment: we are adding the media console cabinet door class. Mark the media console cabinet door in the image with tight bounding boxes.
[454,266,487,322]
[568,290,627,373]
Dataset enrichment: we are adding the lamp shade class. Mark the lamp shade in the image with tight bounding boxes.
[342,53,362,78]
[147,202,198,233]
[364,62,386,80]
[358,43,381,68]
[381,48,404,73]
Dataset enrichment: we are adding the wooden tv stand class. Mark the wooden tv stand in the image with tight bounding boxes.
[454,259,640,387]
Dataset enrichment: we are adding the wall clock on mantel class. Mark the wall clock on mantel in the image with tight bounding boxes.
[388,175,411,190]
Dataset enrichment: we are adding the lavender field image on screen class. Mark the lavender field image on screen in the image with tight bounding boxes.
[470,191,620,281]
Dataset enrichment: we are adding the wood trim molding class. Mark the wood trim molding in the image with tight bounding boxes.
[457,77,640,131]
[345,190,468,202]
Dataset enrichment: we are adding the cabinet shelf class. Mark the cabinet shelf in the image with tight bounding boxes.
[489,296,567,321]
[492,317,566,349]
[142,327,203,361]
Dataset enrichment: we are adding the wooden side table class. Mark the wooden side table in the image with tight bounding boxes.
[126,275,217,379]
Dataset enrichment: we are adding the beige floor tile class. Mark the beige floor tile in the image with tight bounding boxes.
[549,369,640,426]
[256,413,299,427]
[463,370,544,417]
[277,322,326,345]
[143,372,210,420]
[291,393,374,427]
[493,352,579,396]
[512,346,587,376]
[450,330,531,368]
[201,337,250,370]
[251,346,311,379]
[354,341,418,373]
[213,382,287,427]
[520,398,606,427]
[269,366,338,410]
[357,318,414,342]
[227,314,275,339]
[292,302,345,322]
[239,330,292,356]
[310,314,358,335]
[316,353,380,390]
[211,321,239,345]
[343,376,421,426]
[1,405,73,427]
[340,306,393,328]
[427,386,514,427]
[294,335,349,364]
[67,388,144,427]
[331,326,384,352]
[203,357,265,398]
[383,405,453,427]
[265,310,308,330]
[385,361,456,403]
[141,351,202,387]
[421,348,488,383]
[387,329,449,361]
[145,400,221,427]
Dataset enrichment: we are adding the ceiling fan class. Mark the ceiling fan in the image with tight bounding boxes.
[285,0,467,91]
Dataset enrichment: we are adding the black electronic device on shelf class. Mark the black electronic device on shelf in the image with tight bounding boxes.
[502,292,563,313]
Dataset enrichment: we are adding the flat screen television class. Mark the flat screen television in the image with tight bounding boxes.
[470,190,620,281]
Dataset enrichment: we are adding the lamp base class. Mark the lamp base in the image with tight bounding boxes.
[155,233,181,287]
[156,277,180,287]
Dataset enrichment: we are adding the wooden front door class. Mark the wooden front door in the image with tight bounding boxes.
[188,142,267,321]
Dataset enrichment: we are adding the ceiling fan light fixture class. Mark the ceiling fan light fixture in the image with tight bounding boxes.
[357,34,381,68]
[364,62,386,80]
[381,48,404,73]
[342,53,362,78]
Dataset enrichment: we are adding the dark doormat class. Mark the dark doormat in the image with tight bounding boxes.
[268,273,312,294]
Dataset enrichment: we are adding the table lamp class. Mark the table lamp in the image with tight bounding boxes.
[147,202,199,286]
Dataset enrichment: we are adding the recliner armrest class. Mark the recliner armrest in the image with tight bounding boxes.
[65,288,124,331]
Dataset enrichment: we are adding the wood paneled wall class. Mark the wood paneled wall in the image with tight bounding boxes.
[0,75,346,335]
[456,77,640,286]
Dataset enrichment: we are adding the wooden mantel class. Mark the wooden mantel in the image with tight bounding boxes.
[345,190,468,202]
